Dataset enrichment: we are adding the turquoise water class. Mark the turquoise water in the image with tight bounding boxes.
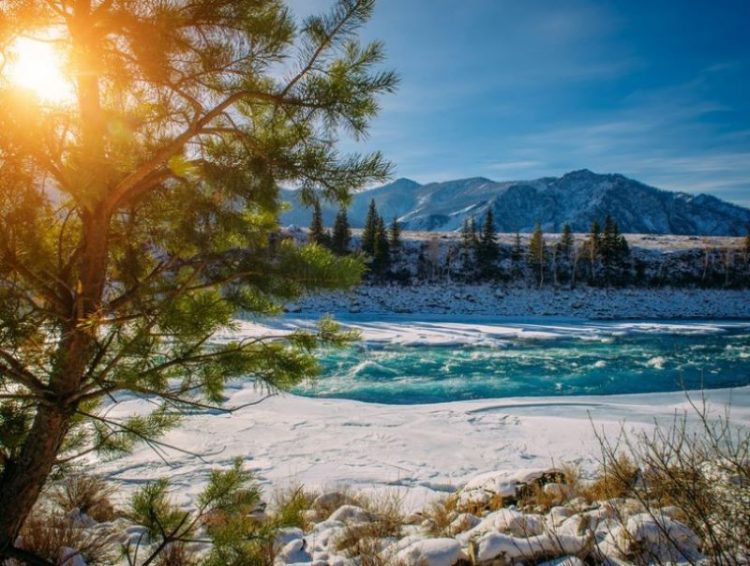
[292,319,750,404]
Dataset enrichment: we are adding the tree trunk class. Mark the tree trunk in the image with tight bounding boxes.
[0,406,73,552]
[0,211,109,554]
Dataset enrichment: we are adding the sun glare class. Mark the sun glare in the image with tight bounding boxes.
[4,37,74,104]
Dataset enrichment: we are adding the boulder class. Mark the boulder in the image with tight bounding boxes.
[473,531,591,563]
[328,504,374,524]
[394,538,462,566]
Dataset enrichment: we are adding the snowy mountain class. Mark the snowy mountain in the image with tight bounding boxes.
[280,169,750,235]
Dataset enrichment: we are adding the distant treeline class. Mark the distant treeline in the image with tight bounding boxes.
[306,200,750,289]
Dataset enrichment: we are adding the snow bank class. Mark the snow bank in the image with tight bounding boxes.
[289,285,750,319]
[92,384,750,514]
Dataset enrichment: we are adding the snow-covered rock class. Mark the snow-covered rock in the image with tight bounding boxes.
[394,537,461,566]
[328,504,374,524]
[458,468,562,507]
[474,531,591,562]
[599,513,702,563]
[276,538,312,564]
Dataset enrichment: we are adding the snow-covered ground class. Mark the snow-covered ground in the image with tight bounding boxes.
[291,285,750,319]
[96,384,750,513]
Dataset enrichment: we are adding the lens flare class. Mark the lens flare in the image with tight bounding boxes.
[4,37,74,104]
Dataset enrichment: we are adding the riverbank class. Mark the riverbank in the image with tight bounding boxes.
[290,285,750,319]
[95,384,750,513]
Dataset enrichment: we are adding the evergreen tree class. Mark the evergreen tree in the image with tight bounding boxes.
[529,223,546,287]
[744,229,750,262]
[512,232,523,262]
[309,200,329,246]
[588,219,602,262]
[461,217,478,275]
[373,214,390,272]
[601,215,629,284]
[0,0,395,549]
[388,216,402,256]
[461,217,478,249]
[332,208,351,255]
[362,199,379,255]
[476,208,499,277]
[559,224,574,258]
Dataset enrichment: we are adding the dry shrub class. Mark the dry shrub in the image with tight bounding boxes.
[334,490,405,561]
[49,475,118,522]
[455,491,505,516]
[154,542,198,566]
[584,453,639,502]
[270,484,315,530]
[520,481,564,512]
[592,394,750,564]
[18,509,116,565]
[422,495,459,537]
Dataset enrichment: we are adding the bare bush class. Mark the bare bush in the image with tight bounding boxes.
[49,475,118,523]
[591,392,750,564]
[16,509,116,565]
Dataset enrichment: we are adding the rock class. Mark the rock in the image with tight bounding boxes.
[485,508,545,537]
[447,512,481,535]
[328,504,374,524]
[276,538,311,564]
[600,513,702,563]
[457,508,545,546]
[274,527,305,552]
[59,548,87,566]
[459,468,565,507]
[395,538,461,566]
[308,520,345,551]
[310,492,358,520]
[567,497,590,512]
[547,506,574,528]
[474,531,592,563]
[537,557,585,566]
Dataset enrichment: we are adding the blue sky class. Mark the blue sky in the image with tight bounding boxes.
[288,0,750,207]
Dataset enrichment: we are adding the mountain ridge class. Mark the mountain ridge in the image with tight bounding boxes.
[280,169,750,236]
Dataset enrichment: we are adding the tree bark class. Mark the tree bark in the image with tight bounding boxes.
[0,209,110,553]
[0,406,73,552]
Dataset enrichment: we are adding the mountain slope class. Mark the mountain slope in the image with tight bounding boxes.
[280,169,750,236]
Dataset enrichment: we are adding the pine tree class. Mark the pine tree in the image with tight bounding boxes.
[461,217,478,249]
[309,200,329,246]
[362,199,379,255]
[373,214,390,272]
[584,219,602,284]
[529,223,546,287]
[600,216,630,284]
[476,208,499,277]
[0,0,396,549]
[461,217,478,276]
[332,208,351,255]
[559,224,574,258]
[588,219,602,262]
[388,216,402,257]
[512,232,523,262]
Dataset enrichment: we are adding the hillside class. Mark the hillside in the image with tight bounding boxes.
[280,169,750,236]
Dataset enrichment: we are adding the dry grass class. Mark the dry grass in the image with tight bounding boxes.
[583,453,639,502]
[154,542,198,566]
[589,398,750,564]
[18,508,116,565]
[456,491,505,516]
[49,474,118,522]
[269,484,316,530]
[422,495,459,537]
[333,490,406,562]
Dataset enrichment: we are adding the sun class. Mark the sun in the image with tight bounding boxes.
[3,37,74,104]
